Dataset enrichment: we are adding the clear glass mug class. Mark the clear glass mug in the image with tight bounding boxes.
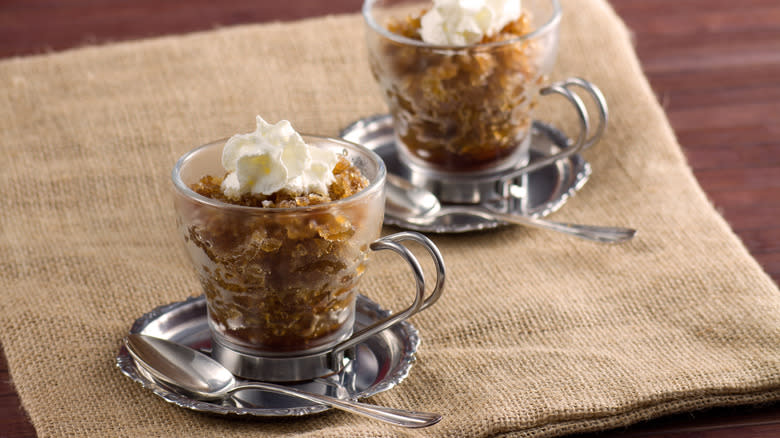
[363,0,606,181]
[172,135,445,381]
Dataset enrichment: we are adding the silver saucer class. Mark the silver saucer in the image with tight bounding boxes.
[117,294,420,417]
[341,115,592,233]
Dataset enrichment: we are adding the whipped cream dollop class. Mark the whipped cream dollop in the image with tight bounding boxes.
[220,116,339,199]
[420,0,522,46]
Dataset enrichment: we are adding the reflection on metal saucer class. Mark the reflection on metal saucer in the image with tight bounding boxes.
[340,114,592,233]
[116,294,420,417]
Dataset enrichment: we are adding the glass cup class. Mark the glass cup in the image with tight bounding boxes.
[364,0,562,174]
[172,135,445,381]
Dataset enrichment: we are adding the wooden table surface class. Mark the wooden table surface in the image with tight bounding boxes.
[1,1,778,436]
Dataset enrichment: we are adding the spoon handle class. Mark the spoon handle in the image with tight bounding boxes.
[228,382,442,428]
[480,208,636,243]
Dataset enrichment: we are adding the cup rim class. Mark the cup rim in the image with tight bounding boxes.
[172,134,387,213]
[362,0,561,50]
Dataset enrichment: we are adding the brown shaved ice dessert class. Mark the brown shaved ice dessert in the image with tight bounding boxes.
[369,9,543,171]
[178,153,379,354]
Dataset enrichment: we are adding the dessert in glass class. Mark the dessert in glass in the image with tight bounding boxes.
[172,116,445,381]
[363,0,561,174]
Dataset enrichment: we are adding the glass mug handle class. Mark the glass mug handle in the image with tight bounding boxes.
[332,231,446,355]
[499,77,609,182]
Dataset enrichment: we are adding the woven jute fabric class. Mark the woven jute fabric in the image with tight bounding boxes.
[1,1,779,436]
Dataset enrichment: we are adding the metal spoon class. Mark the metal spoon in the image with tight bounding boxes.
[124,334,441,428]
[385,174,636,243]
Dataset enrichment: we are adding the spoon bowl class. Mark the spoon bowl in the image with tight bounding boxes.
[385,174,442,218]
[124,334,442,428]
[385,174,636,243]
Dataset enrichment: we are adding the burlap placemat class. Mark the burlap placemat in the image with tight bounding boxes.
[1,0,779,436]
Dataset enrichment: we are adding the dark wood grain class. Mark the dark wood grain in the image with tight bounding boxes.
[1,1,778,436]
[0,344,35,437]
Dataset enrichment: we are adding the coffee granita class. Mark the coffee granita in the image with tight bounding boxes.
[369,0,541,171]
[178,117,374,353]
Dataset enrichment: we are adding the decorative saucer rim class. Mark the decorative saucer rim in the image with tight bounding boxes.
[340,114,592,233]
[117,294,420,417]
